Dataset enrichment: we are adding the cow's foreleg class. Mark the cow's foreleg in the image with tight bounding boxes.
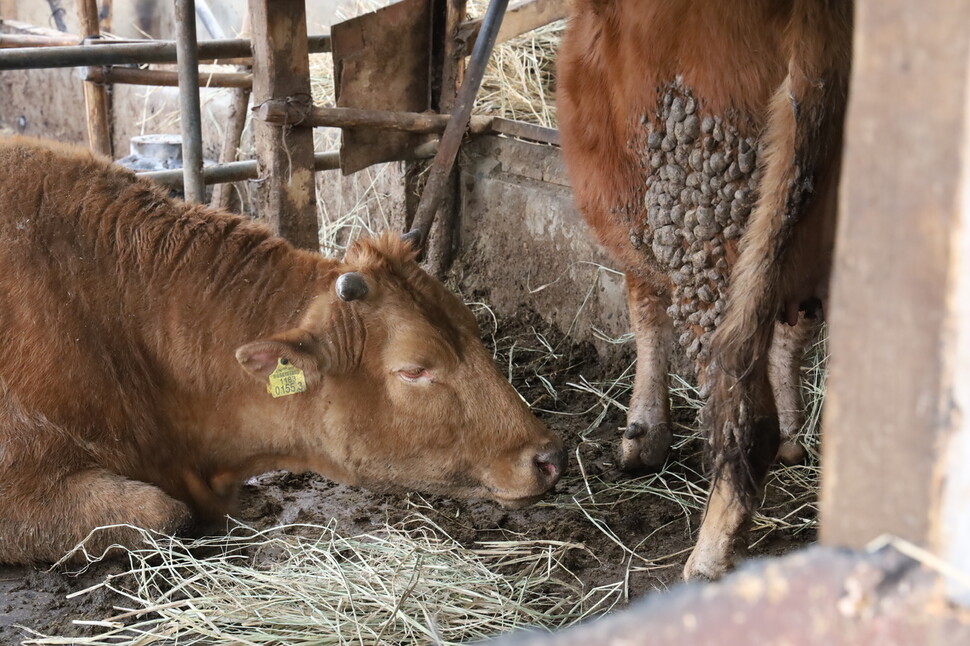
[0,468,190,564]
[769,315,817,465]
[619,272,673,471]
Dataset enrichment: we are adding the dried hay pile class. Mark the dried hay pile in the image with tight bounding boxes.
[22,517,616,646]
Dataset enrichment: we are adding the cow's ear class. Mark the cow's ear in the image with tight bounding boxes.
[235,336,322,386]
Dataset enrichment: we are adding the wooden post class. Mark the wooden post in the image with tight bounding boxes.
[247,0,318,249]
[0,0,17,20]
[423,0,468,276]
[410,0,508,246]
[820,0,970,584]
[211,13,251,212]
[77,0,112,158]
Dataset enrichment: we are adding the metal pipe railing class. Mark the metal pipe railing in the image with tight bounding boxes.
[137,152,341,188]
[0,34,331,70]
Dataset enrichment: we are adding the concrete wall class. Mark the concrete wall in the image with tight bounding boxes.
[456,136,629,355]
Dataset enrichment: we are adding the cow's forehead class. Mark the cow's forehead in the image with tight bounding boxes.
[341,234,480,352]
[380,265,478,353]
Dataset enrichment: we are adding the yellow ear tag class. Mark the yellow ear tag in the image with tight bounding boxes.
[266,358,307,398]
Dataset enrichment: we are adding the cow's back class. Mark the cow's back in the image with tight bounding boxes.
[0,138,297,488]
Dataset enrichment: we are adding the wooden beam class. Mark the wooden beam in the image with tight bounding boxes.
[256,101,490,133]
[422,0,468,276]
[77,0,112,158]
[411,0,509,242]
[247,0,318,249]
[458,0,564,56]
[820,0,970,559]
[86,66,252,88]
[211,12,252,213]
[0,33,78,47]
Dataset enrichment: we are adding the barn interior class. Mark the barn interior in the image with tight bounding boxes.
[1,0,969,644]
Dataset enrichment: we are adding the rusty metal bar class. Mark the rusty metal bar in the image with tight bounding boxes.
[174,0,205,203]
[86,66,253,88]
[411,0,510,242]
[0,34,332,70]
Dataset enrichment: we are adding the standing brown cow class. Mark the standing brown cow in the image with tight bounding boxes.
[0,137,566,564]
[558,0,851,579]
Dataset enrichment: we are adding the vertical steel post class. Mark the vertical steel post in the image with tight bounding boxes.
[174,0,206,203]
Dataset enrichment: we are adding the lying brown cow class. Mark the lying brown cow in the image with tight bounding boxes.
[558,0,851,579]
[0,137,565,564]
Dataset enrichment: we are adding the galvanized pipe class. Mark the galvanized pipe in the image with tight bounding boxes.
[0,34,332,70]
[174,0,205,203]
[410,0,510,243]
[137,146,439,189]
[138,152,340,188]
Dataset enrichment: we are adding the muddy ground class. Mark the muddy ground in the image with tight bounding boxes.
[0,303,817,644]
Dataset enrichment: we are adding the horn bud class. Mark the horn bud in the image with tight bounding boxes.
[335,272,369,302]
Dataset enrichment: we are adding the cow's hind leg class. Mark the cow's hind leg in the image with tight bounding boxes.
[619,272,674,471]
[684,358,779,580]
[0,468,190,564]
[769,315,817,465]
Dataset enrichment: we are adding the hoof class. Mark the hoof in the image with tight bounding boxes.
[683,542,738,582]
[619,422,672,472]
[776,439,807,466]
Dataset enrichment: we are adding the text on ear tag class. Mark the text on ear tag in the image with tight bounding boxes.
[266,358,307,398]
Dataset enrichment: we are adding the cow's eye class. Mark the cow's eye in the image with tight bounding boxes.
[397,367,432,383]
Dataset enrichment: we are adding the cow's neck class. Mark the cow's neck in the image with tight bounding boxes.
[132,224,342,493]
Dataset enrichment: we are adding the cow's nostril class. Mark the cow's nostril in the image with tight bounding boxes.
[535,457,557,478]
[533,446,566,484]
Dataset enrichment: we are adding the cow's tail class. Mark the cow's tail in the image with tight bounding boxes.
[705,0,853,506]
